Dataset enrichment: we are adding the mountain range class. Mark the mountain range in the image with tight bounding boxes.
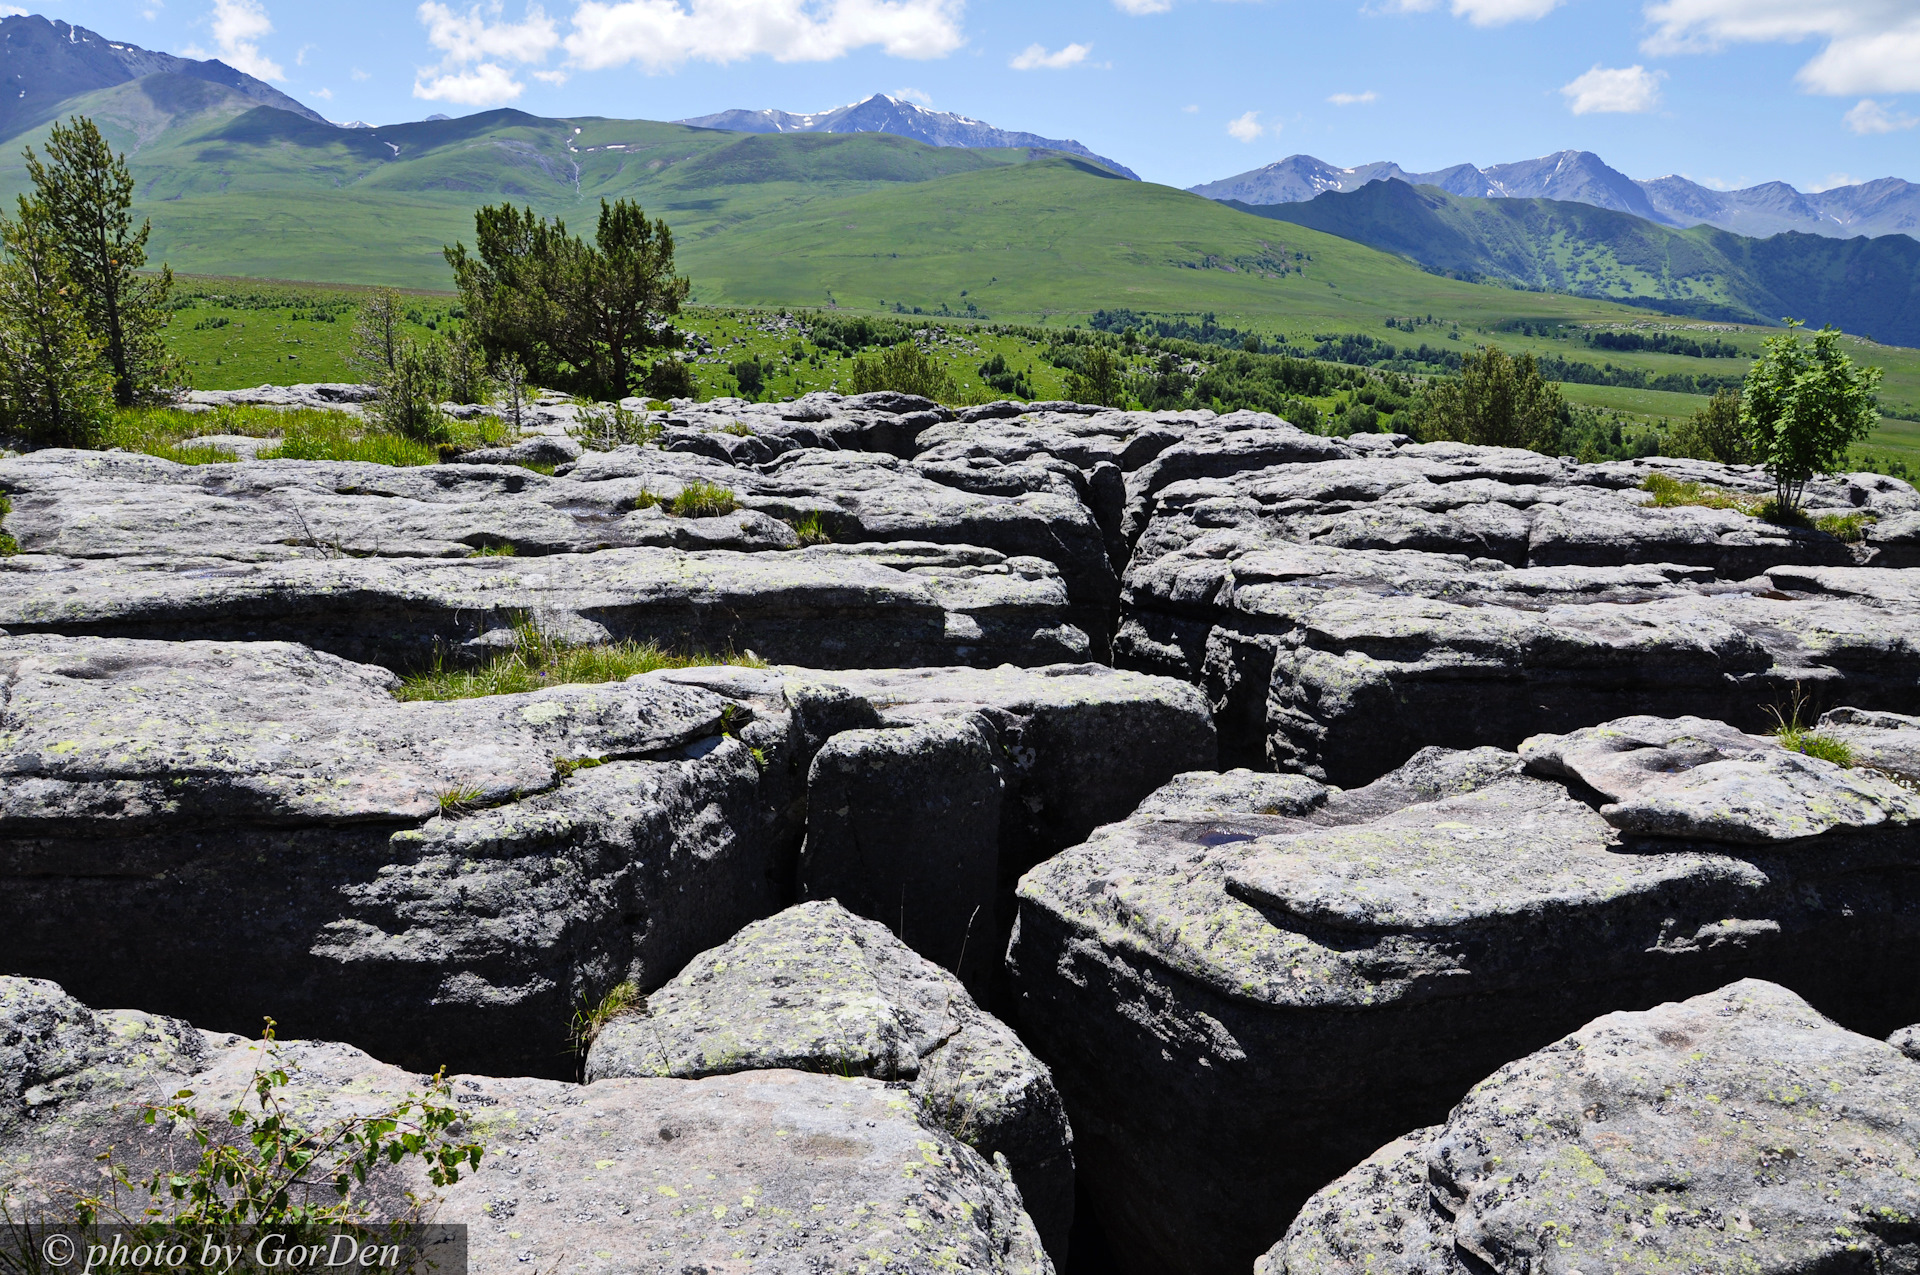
[0,13,322,140]
[1238,178,1920,346]
[1193,151,1920,242]
[677,94,1138,180]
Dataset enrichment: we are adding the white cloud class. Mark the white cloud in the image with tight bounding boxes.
[412,4,560,106]
[419,2,560,64]
[893,85,932,104]
[532,68,570,83]
[1845,97,1918,133]
[1384,0,1561,27]
[185,0,285,80]
[1113,0,1171,13]
[1227,109,1268,142]
[1327,89,1377,105]
[1642,0,1920,95]
[563,0,965,72]
[1011,41,1089,70]
[1809,171,1865,192]
[1181,103,1198,112]
[414,61,524,103]
[312,85,333,99]
[351,67,371,80]
[1560,63,1665,113]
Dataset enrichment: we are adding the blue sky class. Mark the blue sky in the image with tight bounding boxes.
[31,0,1920,191]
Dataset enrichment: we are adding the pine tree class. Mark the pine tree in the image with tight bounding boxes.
[22,116,179,406]
[0,199,112,445]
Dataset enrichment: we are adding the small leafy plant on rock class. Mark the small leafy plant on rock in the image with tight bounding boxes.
[54,1022,482,1262]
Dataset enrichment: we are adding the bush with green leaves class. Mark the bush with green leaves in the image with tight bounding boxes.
[1662,387,1752,465]
[1740,321,1883,516]
[68,1024,482,1240]
[1412,347,1564,454]
[1066,346,1125,408]
[847,340,960,402]
[370,338,452,445]
[569,401,661,451]
[0,494,17,556]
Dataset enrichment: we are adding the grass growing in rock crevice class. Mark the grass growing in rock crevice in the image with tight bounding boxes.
[1641,473,1879,541]
[1767,689,1855,766]
[395,620,766,701]
[0,495,17,557]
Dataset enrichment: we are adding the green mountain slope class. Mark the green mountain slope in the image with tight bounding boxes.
[1238,180,1920,346]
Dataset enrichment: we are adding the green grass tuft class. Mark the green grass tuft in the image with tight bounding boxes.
[554,756,606,778]
[1815,511,1877,542]
[1640,473,1759,512]
[1766,686,1855,766]
[721,420,755,437]
[395,619,766,702]
[0,495,16,557]
[435,784,487,814]
[670,480,739,518]
[469,542,517,557]
[571,980,645,1052]
[786,510,833,545]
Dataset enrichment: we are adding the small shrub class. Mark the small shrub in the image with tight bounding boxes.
[1815,511,1877,542]
[848,340,960,403]
[786,510,832,545]
[570,401,661,451]
[721,420,755,437]
[0,494,16,556]
[670,480,737,518]
[553,756,606,778]
[1755,497,1814,529]
[72,1021,483,1234]
[642,356,695,401]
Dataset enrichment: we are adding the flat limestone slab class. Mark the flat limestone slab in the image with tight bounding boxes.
[0,977,1054,1275]
[0,542,1089,671]
[1265,980,1920,1275]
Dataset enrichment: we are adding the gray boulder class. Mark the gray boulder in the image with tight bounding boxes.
[1006,712,1920,1275]
[0,977,1055,1275]
[0,633,797,1077]
[0,543,1089,672]
[1891,1023,1920,1060]
[1521,714,1920,841]
[584,901,1075,1261]
[1264,980,1920,1275]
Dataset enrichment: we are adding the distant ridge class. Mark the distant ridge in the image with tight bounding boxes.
[678,93,1139,180]
[1240,178,1920,346]
[1195,149,1920,241]
[0,12,323,140]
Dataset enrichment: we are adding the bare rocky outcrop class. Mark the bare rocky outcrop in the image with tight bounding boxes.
[1006,711,1920,1275]
[1,542,1088,671]
[0,635,1208,1081]
[0,976,1055,1275]
[585,901,1076,1261]
[1264,980,1920,1275]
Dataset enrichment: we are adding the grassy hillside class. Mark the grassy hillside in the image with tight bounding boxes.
[1240,181,1920,347]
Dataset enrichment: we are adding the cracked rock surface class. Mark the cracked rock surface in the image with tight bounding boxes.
[0,976,1054,1275]
[1264,979,1920,1275]
[585,900,1075,1260]
[1007,712,1920,1275]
